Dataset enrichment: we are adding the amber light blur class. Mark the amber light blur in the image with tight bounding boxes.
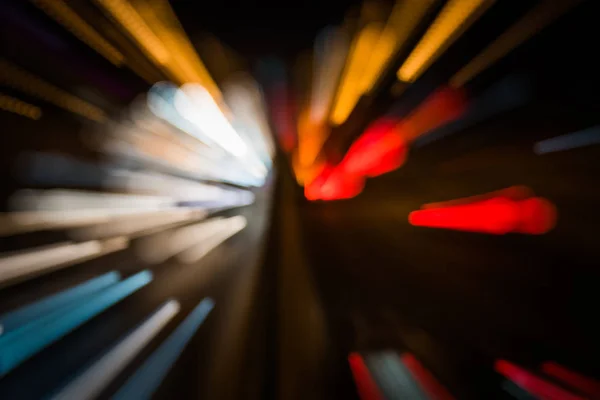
[409,190,557,235]
[397,0,493,82]
[330,24,382,126]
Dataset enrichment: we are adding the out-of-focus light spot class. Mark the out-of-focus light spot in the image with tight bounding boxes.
[341,118,407,178]
[397,0,494,82]
[0,93,42,120]
[348,352,385,400]
[0,61,106,121]
[450,0,582,87]
[401,353,455,400]
[541,361,600,398]
[495,360,586,400]
[330,23,382,126]
[32,0,125,66]
[409,192,556,235]
[176,84,247,156]
[534,126,600,154]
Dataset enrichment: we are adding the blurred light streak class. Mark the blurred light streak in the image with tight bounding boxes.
[495,360,585,400]
[330,87,466,186]
[362,0,437,93]
[348,353,385,400]
[0,93,42,120]
[413,75,531,147]
[11,189,173,212]
[95,0,169,65]
[401,353,455,400]
[176,83,247,156]
[296,109,329,172]
[534,126,600,154]
[0,60,106,121]
[69,209,208,240]
[341,118,407,178]
[0,270,152,376]
[112,298,215,400]
[0,271,121,335]
[95,0,221,101]
[363,351,428,400]
[0,206,193,236]
[309,164,365,201]
[397,0,494,82]
[108,89,255,183]
[310,27,349,123]
[177,216,247,263]
[305,164,335,201]
[541,362,600,398]
[397,87,468,142]
[134,0,223,101]
[0,238,128,287]
[50,300,180,400]
[32,0,125,66]
[223,74,275,163]
[421,185,534,209]
[136,216,243,264]
[450,0,582,87]
[409,196,556,235]
[330,23,382,125]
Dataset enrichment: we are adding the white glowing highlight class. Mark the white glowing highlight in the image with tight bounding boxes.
[175,84,247,157]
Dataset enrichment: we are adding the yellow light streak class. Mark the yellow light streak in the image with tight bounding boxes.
[397,0,494,82]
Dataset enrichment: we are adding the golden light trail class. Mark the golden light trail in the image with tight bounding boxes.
[96,0,170,66]
[95,0,222,102]
[397,0,494,82]
[361,0,437,93]
[330,23,382,126]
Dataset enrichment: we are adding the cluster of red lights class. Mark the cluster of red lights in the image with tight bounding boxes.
[305,87,466,201]
[349,352,599,400]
